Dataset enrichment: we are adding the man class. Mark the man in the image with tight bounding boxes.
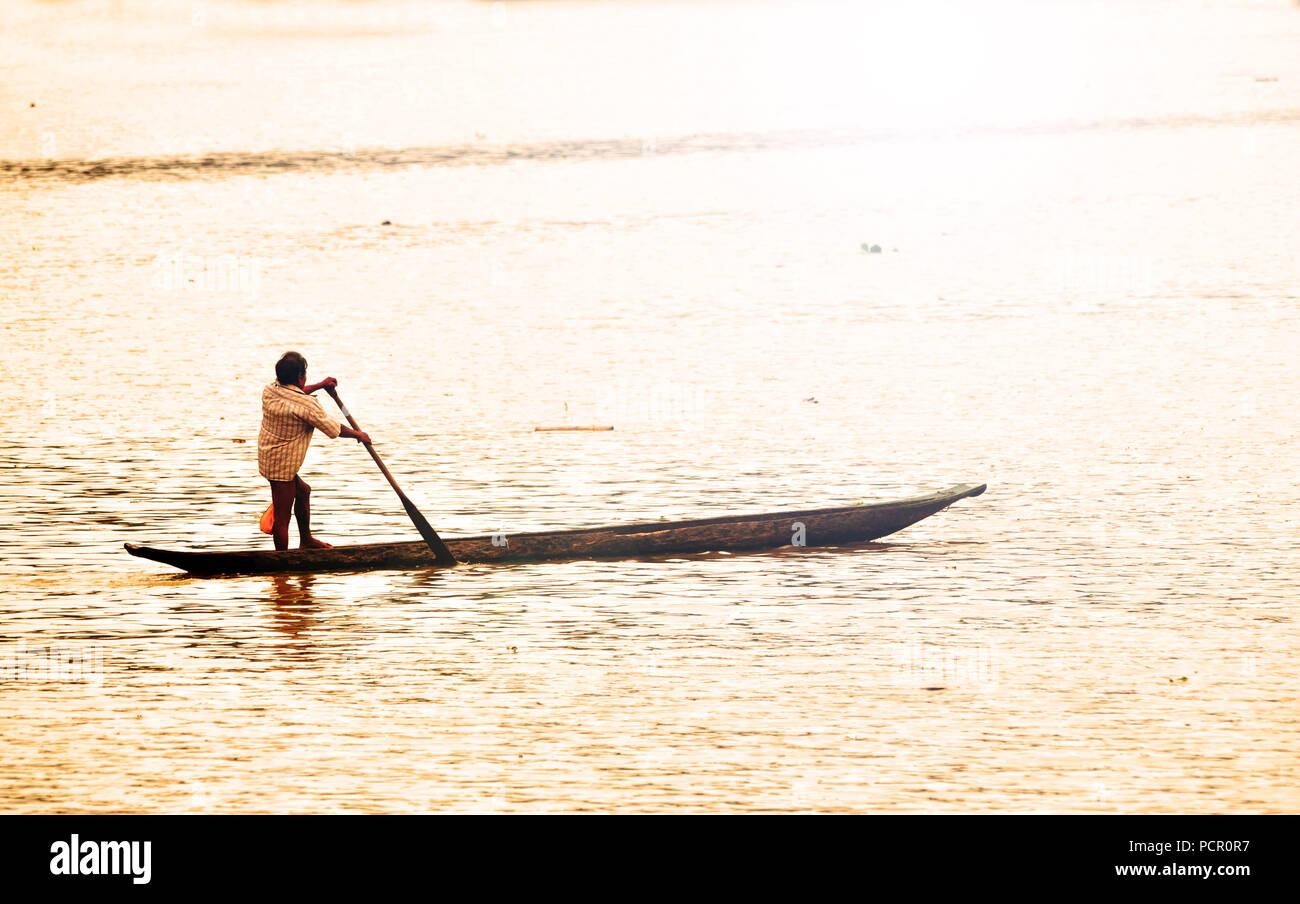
[258,351,370,550]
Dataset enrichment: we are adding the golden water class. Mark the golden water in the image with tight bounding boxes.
[1,0,1297,812]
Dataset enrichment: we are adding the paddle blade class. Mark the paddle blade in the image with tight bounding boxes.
[400,495,457,566]
[259,503,275,534]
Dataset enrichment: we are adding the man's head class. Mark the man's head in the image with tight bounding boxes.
[275,351,308,387]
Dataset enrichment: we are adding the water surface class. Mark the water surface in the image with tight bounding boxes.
[1,0,1297,812]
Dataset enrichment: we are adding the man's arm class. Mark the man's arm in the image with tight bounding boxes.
[340,424,371,445]
[302,377,369,443]
[304,376,338,395]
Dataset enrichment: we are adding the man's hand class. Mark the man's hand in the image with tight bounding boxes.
[340,425,371,445]
[305,376,338,394]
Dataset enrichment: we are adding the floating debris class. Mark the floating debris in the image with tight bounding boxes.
[534,425,614,432]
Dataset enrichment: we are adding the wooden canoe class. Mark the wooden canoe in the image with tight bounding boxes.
[124,482,986,576]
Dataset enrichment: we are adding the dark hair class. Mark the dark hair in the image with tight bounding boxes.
[275,351,308,385]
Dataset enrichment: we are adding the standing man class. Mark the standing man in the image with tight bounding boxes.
[259,351,371,550]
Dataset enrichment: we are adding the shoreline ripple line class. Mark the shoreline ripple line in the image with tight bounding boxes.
[4,109,1298,185]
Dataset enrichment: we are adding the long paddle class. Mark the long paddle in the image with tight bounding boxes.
[325,386,457,567]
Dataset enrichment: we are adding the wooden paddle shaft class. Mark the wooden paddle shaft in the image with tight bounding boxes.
[325,387,407,498]
[323,385,455,566]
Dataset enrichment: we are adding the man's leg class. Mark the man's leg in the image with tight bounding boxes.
[294,475,332,549]
[268,479,297,551]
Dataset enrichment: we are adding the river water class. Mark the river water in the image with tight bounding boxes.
[1,0,1297,812]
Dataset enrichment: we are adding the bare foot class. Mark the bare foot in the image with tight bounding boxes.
[300,536,333,549]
